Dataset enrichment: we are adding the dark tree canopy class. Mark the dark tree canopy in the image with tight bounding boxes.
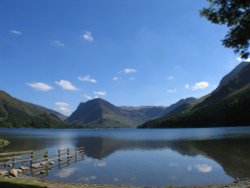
[200,0,250,58]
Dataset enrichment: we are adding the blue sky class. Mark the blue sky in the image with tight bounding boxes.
[0,0,244,115]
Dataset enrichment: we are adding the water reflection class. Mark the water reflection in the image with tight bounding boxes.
[0,128,250,185]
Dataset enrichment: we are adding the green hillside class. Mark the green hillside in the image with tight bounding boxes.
[139,62,250,128]
[0,90,66,128]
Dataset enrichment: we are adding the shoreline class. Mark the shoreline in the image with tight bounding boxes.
[0,176,249,188]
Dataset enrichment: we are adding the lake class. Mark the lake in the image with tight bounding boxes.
[0,127,250,186]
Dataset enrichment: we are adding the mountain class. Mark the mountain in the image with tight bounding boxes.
[66,97,197,128]
[0,90,66,128]
[140,61,250,128]
[66,98,162,128]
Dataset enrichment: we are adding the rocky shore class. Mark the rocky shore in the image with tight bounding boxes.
[0,175,249,188]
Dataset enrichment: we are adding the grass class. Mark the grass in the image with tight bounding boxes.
[0,139,9,147]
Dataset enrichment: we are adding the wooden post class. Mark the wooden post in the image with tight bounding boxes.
[75,148,77,161]
[30,151,34,166]
[58,149,61,162]
[44,151,48,162]
[67,148,70,163]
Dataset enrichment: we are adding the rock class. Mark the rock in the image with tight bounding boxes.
[9,169,19,177]
[19,166,29,170]
[0,170,8,176]
[40,170,46,174]
[40,161,49,166]
[234,177,240,183]
[32,163,41,169]
[49,161,55,165]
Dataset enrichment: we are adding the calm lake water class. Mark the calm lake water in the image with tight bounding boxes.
[0,127,250,186]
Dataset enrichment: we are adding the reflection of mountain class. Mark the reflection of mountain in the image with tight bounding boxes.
[75,136,250,179]
[74,137,169,159]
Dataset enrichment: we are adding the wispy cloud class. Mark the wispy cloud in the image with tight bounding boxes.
[50,40,65,47]
[112,76,119,81]
[237,57,250,62]
[84,95,93,100]
[27,82,53,92]
[10,30,22,36]
[78,75,97,83]
[82,31,94,42]
[55,102,70,114]
[166,76,175,80]
[55,80,79,91]
[129,77,135,81]
[94,91,107,97]
[185,84,190,89]
[167,89,177,93]
[124,68,137,74]
[185,82,209,90]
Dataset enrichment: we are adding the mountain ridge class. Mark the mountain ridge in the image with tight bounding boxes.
[139,61,250,128]
[66,97,196,128]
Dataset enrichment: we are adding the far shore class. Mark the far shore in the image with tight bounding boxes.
[0,176,249,188]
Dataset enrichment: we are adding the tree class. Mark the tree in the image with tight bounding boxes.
[200,0,250,59]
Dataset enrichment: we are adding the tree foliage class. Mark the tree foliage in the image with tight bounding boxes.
[200,0,250,58]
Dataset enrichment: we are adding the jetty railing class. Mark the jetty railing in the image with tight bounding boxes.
[0,147,84,173]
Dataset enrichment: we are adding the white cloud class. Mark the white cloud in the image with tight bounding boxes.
[50,40,65,47]
[55,80,79,91]
[112,76,119,81]
[124,68,137,74]
[10,30,22,36]
[82,31,94,42]
[55,102,70,114]
[78,75,97,83]
[185,82,209,90]
[192,81,209,90]
[166,76,175,80]
[56,168,77,178]
[84,95,93,100]
[185,84,190,89]
[167,89,177,93]
[195,164,212,173]
[237,57,250,62]
[27,82,53,92]
[94,91,107,97]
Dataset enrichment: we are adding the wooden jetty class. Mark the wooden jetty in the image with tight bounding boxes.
[0,147,84,177]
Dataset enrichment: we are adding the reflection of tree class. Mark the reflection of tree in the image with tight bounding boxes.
[0,136,56,153]
[75,136,250,179]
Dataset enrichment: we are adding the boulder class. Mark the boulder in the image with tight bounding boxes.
[49,161,55,165]
[32,163,41,169]
[19,166,29,170]
[0,170,8,176]
[40,161,49,166]
[9,169,19,177]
